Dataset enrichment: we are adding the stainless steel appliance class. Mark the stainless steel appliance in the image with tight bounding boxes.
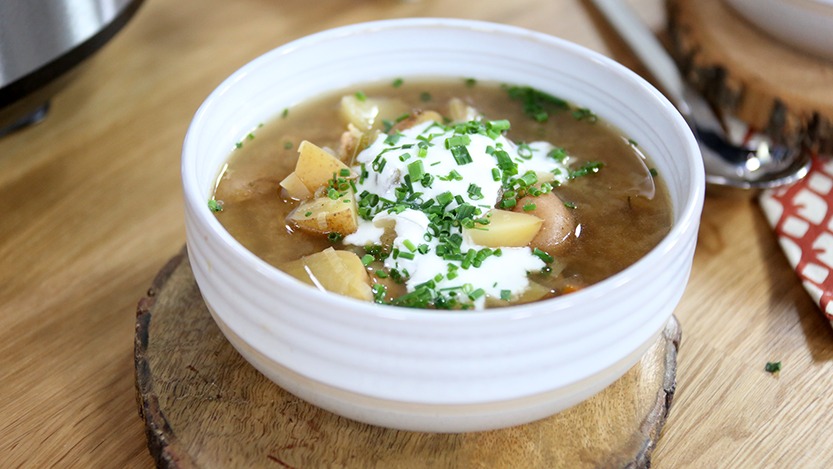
[0,0,143,135]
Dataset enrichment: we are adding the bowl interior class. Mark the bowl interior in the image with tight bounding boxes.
[184,19,701,233]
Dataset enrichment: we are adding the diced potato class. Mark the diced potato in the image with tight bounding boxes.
[338,124,373,163]
[448,98,480,122]
[281,247,372,301]
[535,171,556,184]
[514,193,574,253]
[464,209,543,247]
[485,281,552,308]
[279,171,312,200]
[287,191,358,235]
[340,95,409,132]
[295,140,352,193]
[392,110,443,131]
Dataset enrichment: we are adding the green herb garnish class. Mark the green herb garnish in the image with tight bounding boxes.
[765,361,782,374]
[569,161,604,179]
[572,107,598,122]
[532,248,554,264]
[208,199,223,212]
[504,85,568,122]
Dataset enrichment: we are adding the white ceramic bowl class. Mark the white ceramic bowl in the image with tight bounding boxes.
[725,0,833,61]
[182,18,705,433]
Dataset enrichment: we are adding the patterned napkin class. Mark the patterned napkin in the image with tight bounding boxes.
[759,153,833,322]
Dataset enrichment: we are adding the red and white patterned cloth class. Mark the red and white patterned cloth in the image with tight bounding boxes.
[760,153,833,322]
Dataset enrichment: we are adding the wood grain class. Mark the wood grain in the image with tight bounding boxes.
[135,249,680,469]
[2,0,833,467]
[667,0,833,153]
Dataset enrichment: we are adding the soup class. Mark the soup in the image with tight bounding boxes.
[211,79,672,310]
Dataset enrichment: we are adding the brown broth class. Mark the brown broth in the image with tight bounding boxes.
[213,79,672,306]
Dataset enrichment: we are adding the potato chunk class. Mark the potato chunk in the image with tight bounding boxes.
[464,209,543,247]
[279,171,312,200]
[293,140,351,193]
[287,191,358,235]
[447,98,481,122]
[514,192,574,253]
[340,95,409,132]
[392,110,443,131]
[281,248,372,301]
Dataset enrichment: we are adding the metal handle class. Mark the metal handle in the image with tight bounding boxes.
[589,0,686,106]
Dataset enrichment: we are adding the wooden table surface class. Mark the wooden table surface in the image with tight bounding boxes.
[3,0,832,467]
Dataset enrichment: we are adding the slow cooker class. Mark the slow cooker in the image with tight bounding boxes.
[0,0,143,135]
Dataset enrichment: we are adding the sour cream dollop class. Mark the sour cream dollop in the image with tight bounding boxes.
[343,119,571,309]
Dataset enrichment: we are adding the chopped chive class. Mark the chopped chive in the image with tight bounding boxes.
[281,108,289,118]
[451,145,472,165]
[407,160,425,182]
[500,289,512,301]
[420,91,432,102]
[327,232,343,242]
[533,247,554,263]
[361,254,375,266]
[523,203,536,211]
[467,183,484,200]
[504,85,568,122]
[517,143,534,159]
[355,90,367,102]
[572,107,598,122]
[445,135,471,148]
[372,284,387,303]
[384,132,403,145]
[564,201,577,209]
[468,288,486,300]
[208,199,223,212]
[392,78,404,88]
[547,147,567,161]
[464,77,477,87]
[487,119,510,134]
[569,161,604,179]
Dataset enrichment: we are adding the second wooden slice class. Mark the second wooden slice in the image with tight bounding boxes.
[667,0,833,153]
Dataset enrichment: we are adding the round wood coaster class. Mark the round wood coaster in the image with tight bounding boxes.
[667,0,833,153]
[134,249,681,468]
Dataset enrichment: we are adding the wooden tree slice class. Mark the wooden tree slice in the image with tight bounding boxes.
[667,0,833,153]
[134,249,681,468]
